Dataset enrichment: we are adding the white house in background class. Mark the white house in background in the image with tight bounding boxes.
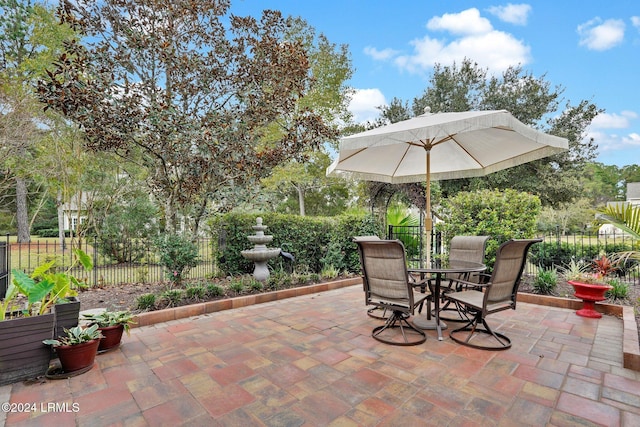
[59,193,91,231]
[627,182,640,206]
[598,182,640,236]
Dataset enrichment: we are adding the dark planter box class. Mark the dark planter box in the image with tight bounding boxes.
[0,313,54,386]
[53,298,81,339]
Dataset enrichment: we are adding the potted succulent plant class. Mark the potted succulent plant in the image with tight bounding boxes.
[43,324,103,373]
[560,257,613,318]
[82,310,135,352]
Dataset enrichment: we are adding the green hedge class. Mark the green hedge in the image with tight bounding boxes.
[210,212,383,275]
[529,241,635,269]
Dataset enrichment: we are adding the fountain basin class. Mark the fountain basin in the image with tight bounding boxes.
[241,248,282,262]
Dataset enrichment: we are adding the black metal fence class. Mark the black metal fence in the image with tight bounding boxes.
[4,235,216,292]
[388,225,640,281]
[3,226,639,298]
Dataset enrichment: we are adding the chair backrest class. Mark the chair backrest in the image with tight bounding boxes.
[448,236,490,264]
[485,239,542,307]
[355,239,414,311]
[448,235,489,283]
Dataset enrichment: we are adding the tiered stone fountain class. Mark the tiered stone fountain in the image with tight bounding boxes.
[241,217,281,282]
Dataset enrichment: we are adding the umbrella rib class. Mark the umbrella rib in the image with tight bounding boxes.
[446,134,484,168]
[394,143,413,177]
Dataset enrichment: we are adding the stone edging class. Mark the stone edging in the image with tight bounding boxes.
[131,278,639,372]
[517,293,639,372]
[132,277,362,328]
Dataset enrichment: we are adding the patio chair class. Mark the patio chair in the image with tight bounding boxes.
[355,239,430,345]
[445,238,541,350]
[439,235,490,321]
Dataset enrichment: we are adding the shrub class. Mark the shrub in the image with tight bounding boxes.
[154,234,199,286]
[206,283,224,297]
[136,293,156,310]
[185,285,206,301]
[532,267,558,295]
[320,265,339,280]
[438,189,541,269]
[159,289,184,307]
[249,279,263,292]
[606,278,630,301]
[210,212,382,276]
[228,278,245,294]
[95,197,158,263]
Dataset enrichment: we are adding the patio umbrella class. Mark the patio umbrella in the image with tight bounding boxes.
[327,108,568,263]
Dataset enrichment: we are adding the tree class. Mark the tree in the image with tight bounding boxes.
[38,1,337,234]
[262,149,350,216]
[0,0,76,241]
[259,17,354,216]
[412,59,600,207]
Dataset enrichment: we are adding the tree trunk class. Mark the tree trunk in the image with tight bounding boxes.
[57,191,66,251]
[296,185,305,216]
[164,197,177,234]
[15,177,30,243]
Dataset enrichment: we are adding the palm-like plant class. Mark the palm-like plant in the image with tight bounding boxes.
[596,203,640,263]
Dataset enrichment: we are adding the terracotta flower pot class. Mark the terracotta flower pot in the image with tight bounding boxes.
[98,325,124,352]
[568,280,613,318]
[56,339,100,373]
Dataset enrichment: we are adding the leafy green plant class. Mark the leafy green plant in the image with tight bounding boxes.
[185,285,206,301]
[154,234,199,286]
[558,258,590,282]
[532,267,558,295]
[228,279,245,294]
[249,279,263,292]
[605,278,630,301]
[136,294,156,311]
[43,324,103,347]
[159,289,184,307]
[4,249,92,319]
[206,284,224,297]
[82,311,136,335]
[438,189,541,269]
[320,265,339,280]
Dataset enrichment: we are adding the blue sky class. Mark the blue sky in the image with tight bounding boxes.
[231,1,640,167]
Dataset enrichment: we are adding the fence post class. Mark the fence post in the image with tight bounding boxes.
[0,234,8,299]
[93,236,98,287]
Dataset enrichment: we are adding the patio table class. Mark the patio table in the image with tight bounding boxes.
[409,261,486,340]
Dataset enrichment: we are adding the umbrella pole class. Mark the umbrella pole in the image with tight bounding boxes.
[425,149,432,266]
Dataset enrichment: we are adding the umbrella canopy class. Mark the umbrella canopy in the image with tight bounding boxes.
[327,109,568,263]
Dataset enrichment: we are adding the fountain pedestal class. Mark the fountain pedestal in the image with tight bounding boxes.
[241,217,281,282]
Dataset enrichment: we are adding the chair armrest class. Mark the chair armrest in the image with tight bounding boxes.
[450,278,491,289]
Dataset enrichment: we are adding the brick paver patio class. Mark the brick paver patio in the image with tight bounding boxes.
[2,284,639,426]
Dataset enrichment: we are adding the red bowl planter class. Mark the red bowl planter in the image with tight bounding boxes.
[568,280,613,318]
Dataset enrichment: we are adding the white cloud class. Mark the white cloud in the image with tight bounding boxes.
[363,46,399,61]
[383,8,531,76]
[590,111,638,129]
[395,30,530,75]
[632,16,640,29]
[427,8,492,35]
[577,18,625,51]
[487,3,532,26]
[586,111,640,160]
[348,88,386,124]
